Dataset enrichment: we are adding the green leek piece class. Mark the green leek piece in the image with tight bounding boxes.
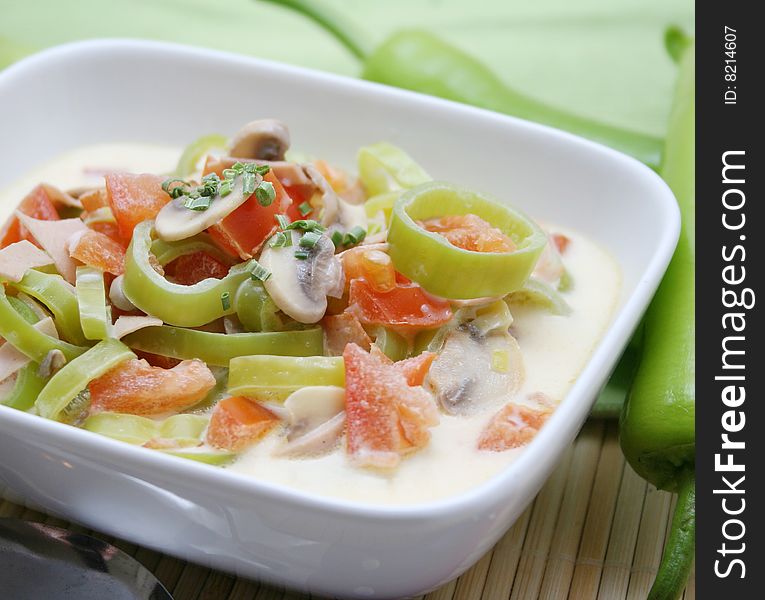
[175,133,228,177]
[357,142,431,196]
[0,298,47,411]
[387,182,546,299]
[83,412,209,446]
[0,284,85,363]
[363,191,401,225]
[123,325,325,367]
[76,267,112,340]
[8,270,88,345]
[506,278,572,316]
[83,412,158,445]
[235,279,285,332]
[34,339,135,421]
[123,221,254,327]
[469,300,515,336]
[7,295,39,324]
[0,365,48,411]
[372,326,409,361]
[161,448,237,466]
[151,233,234,268]
[229,355,345,401]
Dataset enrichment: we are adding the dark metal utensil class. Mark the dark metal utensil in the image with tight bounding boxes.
[0,518,173,600]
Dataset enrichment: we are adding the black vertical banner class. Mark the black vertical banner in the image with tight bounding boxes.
[696,2,762,598]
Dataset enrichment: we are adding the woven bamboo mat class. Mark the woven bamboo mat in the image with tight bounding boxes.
[1,420,693,600]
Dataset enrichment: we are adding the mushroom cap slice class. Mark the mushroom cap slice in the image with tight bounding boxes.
[275,386,346,458]
[259,231,344,324]
[155,174,257,242]
[302,163,339,226]
[429,329,524,416]
[228,119,291,161]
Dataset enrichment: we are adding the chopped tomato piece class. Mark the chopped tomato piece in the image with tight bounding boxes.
[206,396,279,452]
[344,343,438,468]
[79,188,109,212]
[164,251,230,285]
[422,214,516,253]
[393,352,437,387]
[89,358,216,416]
[105,172,169,241]
[1,185,60,248]
[69,229,126,276]
[208,172,290,260]
[341,248,396,293]
[477,403,552,451]
[552,233,571,254]
[348,278,452,331]
[322,313,372,355]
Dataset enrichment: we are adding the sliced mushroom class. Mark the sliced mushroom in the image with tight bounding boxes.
[428,329,524,416]
[109,275,137,312]
[155,174,258,242]
[228,119,290,161]
[274,386,346,457]
[302,163,339,226]
[259,231,344,323]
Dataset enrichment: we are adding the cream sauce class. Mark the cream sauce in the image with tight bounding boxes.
[0,144,621,506]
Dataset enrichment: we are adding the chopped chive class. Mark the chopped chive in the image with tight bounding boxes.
[249,260,272,282]
[221,292,231,311]
[269,231,288,248]
[298,201,312,216]
[300,231,322,249]
[343,226,367,245]
[294,249,310,260]
[219,180,233,197]
[222,168,238,180]
[275,214,290,229]
[285,219,326,233]
[256,164,271,175]
[231,162,246,174]
[331,230,345,248]
[242,172,257,195]
[184,196,213,211]
[255,181,276,206]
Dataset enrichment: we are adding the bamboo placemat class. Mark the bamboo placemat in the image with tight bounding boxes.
[1,420,693,600]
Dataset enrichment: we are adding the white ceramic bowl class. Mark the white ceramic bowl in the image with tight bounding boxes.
[0,40,679,599]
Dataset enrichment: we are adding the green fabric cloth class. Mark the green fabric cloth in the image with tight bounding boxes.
[1,0,692,136]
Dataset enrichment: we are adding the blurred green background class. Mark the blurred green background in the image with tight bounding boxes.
[1,0,692,136]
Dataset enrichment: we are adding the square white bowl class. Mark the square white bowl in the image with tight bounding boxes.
[0,40,679,599]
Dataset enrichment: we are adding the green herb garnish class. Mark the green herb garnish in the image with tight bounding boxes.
[330,230,344,248]
[275,214,290,229]
[255,181,276,207]
[300,231,322,249]
[298,201,312,216]
[284,219,326,233]
[343,226,367,246]
[249,260,272,282]
[221,291,231,311]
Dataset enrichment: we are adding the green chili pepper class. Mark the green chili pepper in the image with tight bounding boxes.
[229,355,345,401]
[388,182,546,299]
[76,266,112,341]
[619,38,695,600]
[123,325,325,366]
[0,284,85,363]
[7,270,88,345]
[175,133,228,177]
[123,221,254,327]
[34,339,135,421]
[264,0,662,169]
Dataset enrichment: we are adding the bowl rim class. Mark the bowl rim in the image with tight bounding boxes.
[0,38,681,521]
